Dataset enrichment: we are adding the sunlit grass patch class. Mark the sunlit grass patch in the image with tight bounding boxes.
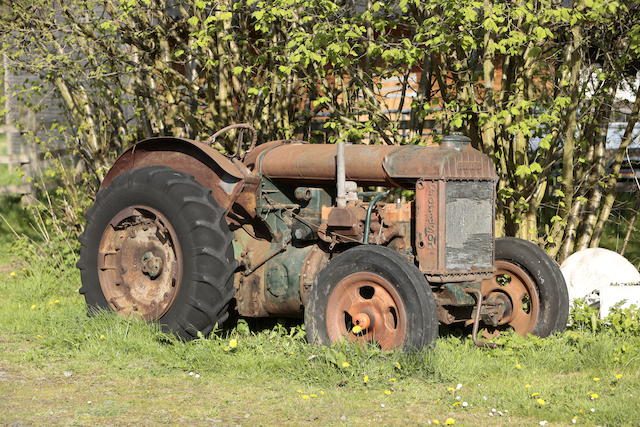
[1,240,640,425]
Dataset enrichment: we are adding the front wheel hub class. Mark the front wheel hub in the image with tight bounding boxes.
[326,272,407,349]
[353,312,372,330]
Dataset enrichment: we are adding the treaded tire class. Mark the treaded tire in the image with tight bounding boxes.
[77,166,237,340]
[305,245,438,351]
[494,237,569,337]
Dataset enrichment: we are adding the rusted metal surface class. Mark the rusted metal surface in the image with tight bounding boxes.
[101,137,245,211]
[98,206,182,320]
[259,143,397,185]
[242,139,308,171]
[318,204,367,244]
[300,246,329,306]
[479,260,540,336]
[383,144,497,181]
[465,288,499,349]
[259,142,497,185]
[327,207,362,234]
[325,272,407,350]
[233,229,270,317]
[415,179,441,272]
[233,226,328,317]
[414,178,496,280]
[206,123,257,160]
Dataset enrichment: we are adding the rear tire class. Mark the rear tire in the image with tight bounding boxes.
[305,245,438,351]
[77,166,237,340]
[481,237,569,337]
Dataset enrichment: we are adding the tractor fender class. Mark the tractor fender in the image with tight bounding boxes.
[101,137,245,210]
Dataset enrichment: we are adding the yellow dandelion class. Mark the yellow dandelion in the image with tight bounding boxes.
[99,335,106,339]
[452,401,461,407]
[578,409,585,414]
[515,363,522,369]
[592,377,600,382]
[310,393,317,398]
[536,398,546,406]
[9,271,16,277]
[445,418,456,425]
[301,395,310,400]
[296,389,303,393]
[229,338,238,349]
[447,387,455,392]
[388,378,397,382]
[341,361,350,368]
[432,420,440,425]
[394,361,401,369]
[30,304,37,310]
[525,384,532,388]
[384,389,392,395]
[320,391,325,395]
[590,393,599,400]
[363,376,369,383]
[36,335,43,339]
[615,374,623,380]
[352,325,362,333]
[530,392,540,397]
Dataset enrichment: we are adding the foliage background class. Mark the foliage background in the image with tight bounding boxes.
[1,0,639,262]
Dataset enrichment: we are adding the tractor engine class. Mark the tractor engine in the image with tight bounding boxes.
[233,136,496,320]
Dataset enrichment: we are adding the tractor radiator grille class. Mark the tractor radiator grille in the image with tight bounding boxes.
[445,181,494,271]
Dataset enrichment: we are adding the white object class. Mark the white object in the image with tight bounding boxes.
[600,286,640,319]
[560,248,640,303]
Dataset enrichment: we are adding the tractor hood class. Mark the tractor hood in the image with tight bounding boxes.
[257,142,497,186]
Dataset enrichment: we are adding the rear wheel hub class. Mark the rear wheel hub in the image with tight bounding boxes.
[481,260,539,335]
[97,206,182,320]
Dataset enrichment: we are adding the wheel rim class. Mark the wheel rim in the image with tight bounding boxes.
[481,260,540,336]
[325,272,407,350]
[97,206,182,320]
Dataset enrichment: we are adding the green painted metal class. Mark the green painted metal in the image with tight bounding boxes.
[363,191,389,244]
[264,244,315,311]
[443,282,478,305]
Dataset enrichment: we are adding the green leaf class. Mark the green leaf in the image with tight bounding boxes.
[187,16,199,27]
[515,164,531,178]
[529,162,542,174]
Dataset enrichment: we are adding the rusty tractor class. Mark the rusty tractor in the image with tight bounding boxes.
[78,125,569,350]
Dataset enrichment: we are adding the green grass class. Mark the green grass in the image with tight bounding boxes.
[1,240,639,425]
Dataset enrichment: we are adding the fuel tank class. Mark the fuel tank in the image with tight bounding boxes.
[256,141,497,186]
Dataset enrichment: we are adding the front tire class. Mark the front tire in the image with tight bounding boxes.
[305,245,438,351]
[77,166,237,340]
